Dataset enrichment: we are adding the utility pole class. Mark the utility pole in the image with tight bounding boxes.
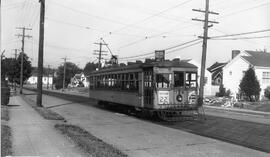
[51,68,55,90]
[13,49,19,59]
[13,49,19,90]
[192,0,218,106]
[36,0,45,107]
[47,65,50,89]
[15,27,32,94]
[61,57,69,91]
[94,41,108,69]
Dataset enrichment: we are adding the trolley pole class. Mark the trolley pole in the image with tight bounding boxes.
[192,0,218,106]
[36,0,45,107]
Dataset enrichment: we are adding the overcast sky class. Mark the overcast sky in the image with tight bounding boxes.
[2,0,270,69]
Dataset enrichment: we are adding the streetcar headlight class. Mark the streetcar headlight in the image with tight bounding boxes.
[176,95,182,102]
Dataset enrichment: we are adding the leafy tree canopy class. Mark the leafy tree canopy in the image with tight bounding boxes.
[1,53,32,84]
[239,67,261,101]
[83,62,98,76]
[54,62,82,89]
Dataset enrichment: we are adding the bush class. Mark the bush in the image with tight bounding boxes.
[225,89,231,97]
[265,86,270,99]
[216,84,226,97]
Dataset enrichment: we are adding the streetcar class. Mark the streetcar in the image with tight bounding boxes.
[87,59,202,121]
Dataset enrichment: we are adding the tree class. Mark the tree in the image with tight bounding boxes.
[239,67,261,101]
[264,86,270,100]
[83,62,98,76]
[54,62,82,89]
[1,53,32,85]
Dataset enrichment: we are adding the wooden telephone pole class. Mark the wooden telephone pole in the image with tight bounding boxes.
[192,0,218,106]
[36,0,45,107]
[15,27,32,94]
[61,57,69,91]
[47,65,50,89]
[13,49,19,90]
[94,41,108,69]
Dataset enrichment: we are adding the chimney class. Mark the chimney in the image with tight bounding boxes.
[172,58,180,62]
[232,50,240,59]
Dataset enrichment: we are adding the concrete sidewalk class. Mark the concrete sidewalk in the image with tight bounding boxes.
[8,95,87,157]
[22,90,270,157]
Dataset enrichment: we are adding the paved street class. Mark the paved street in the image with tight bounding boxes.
[21,89,270,157]
[205,106,270,125]
[8,95,87,157]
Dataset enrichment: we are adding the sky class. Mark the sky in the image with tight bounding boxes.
[1,0,270,69]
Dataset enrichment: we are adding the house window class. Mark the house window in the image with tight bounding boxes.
[262,72,270,83]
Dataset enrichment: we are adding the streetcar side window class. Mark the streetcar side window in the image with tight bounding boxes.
[93,72,139,92]
[186,72,197,88]
[89,76,94,89]
[174,72,184,87]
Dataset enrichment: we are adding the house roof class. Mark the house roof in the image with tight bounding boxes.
[207,62,227,73]
[242,51,270,67]
[74,74,82,79]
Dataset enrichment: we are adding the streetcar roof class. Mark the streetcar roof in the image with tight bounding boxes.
[88,60,197,75]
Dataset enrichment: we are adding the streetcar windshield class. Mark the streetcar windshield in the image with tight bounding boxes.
[156,74,171,88]
[174,72,184,87]
[186,72,197,88]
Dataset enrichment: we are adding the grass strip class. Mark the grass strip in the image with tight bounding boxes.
[1,125,12,156]
[33,106,65,120]
[55,124,127,157]
[21,95,65,120]
[1,106,9,121]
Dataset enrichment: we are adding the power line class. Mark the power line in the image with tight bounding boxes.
[120,40,202,62]
[166,40,202,55]
[118,38,201,60]
[165,39,201,51]
[218,1,270,19]
[210,29,270,39]
[211,35,270,40]
[111,0,194,34]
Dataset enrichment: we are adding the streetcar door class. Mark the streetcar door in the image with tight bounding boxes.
[143,69,154,108]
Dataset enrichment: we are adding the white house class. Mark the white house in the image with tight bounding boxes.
[70,73,89,87]
[223,50,270,99]
[27,75,53,85]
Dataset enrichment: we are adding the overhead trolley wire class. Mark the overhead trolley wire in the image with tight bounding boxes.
[118,38,201,60]
[112,0,194,34]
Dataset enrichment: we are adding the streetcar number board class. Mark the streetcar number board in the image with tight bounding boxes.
[158,91,170,104]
